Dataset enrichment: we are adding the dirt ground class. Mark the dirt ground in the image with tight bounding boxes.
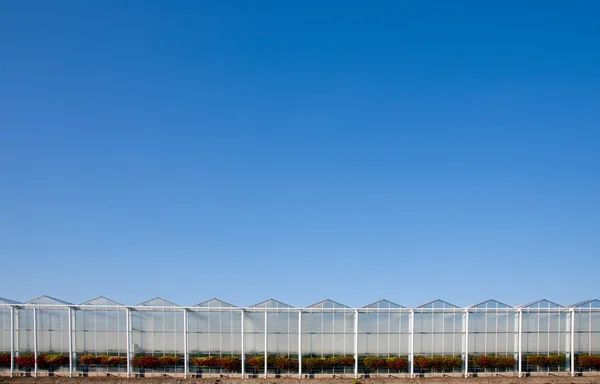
[3,377,600,384]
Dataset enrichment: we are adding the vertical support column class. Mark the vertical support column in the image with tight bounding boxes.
[15,308,19,360]
[68,307,73,377]
[353,309,358,379]
[184,309,189,379]
[298,310,302,378]
[33,307,38,377]
[409,309,415,378]
[517,309,522,377]
[72,308,77,373]
[464,309,469,377]
[241,310,245,378]
[264,310,268,378]
[126,308,131,378]
[570,308,575,376]
[10,306,15,377]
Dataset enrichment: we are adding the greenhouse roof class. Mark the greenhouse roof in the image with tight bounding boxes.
[80,296,124,306]
[517,299,563,309]
[0,297,20,304]
[137,297,180,307]
[363,299,404,309]
[26,295,72,305]
[418,299,458,309]
[571,299,600,308]
[251,299,293,308]
[3,295,600,309]
[194,298,236,307]
[469,299,512,309]
[308,299,349,309]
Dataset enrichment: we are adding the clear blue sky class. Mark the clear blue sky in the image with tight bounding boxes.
[1,0,599,308]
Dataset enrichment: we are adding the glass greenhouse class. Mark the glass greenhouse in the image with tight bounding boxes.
[1,296,599,378]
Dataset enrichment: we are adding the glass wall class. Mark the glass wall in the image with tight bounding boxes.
[0,300,14,373]
[16,308,34,354]
[131,298,184,358]
[467,300,517,373]
[1,296,599,377]
[358,300,410,374]
[520,300,569,372]
[414,300,462,357]
[260,300,298,358]
[469,300,516,356]
[188,299,241,357]
[358,300,410,357]
[302,300,353,357]
[573,300,600,372]
[0,304,11,355]
[75,298,127,356]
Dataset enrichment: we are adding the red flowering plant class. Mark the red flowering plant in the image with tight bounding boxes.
[131,355,160,369]
[0,353,11,367]
[414,356,430,370]
[472,355,516,370]
[158,356,182,366]
[274,356,298,371]
[326,357,341,368]
[98,355,127,366]
[435,356,462,371]
[546,354,566,366]
[494,356,516,369]
[246,355,265,372]
[415,356,461,372]
[527,354,566,367]
[326,356,354,368]
[191,356,221,368]
[579,355,600,369]
[472,355,494,369]
[386,357,409,372]
[302,357,328,373]
[363,357,387,371]
[79,355,99,365]
[37,354,70,370]
[15,355,35,368]
[220,356,241,372]
[527,355,547,367]
[337,356,355,366]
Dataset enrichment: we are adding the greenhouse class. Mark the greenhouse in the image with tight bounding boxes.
[0,296,599,378]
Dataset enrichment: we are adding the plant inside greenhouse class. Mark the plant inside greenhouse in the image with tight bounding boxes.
[527,354,567,367]
[471,355,516,370]
[0,354,11,368]
[578,355,600,370]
